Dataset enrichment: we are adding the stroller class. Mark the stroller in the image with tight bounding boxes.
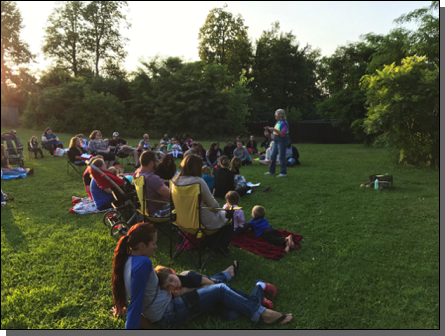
[1,132,24,167]
[87,162,139,237]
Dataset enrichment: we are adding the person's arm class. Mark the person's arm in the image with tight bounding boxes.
[103,188,113,194]
[125,258,152,330]
[244,148,252,161]
[199,179,220,208]
[156,184,170,199]
[42,135,49,143]
[205,153,212,166]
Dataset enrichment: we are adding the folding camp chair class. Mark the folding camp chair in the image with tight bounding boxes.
[114,147,135,168]
[1,132,24,167]
[133,175,175,258]
[67,155,86,177]
[169,180,240,270]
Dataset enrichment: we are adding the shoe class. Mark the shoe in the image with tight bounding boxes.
[261,297,273,309]
[264,172,273,175]
[277,174,287,177]
[257,280,277,297]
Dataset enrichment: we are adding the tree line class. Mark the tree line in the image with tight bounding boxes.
[0,1,439,166]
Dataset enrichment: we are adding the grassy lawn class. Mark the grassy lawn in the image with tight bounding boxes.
[1,127,439,329]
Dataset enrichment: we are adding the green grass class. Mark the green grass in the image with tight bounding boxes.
[1,127,439,329]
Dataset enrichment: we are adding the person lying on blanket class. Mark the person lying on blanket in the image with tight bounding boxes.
[250,205,295,253]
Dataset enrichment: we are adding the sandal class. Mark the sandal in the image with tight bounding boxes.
[265,313,293,325]
[232,260,240,277]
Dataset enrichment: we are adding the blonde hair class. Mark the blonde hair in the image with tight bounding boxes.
[154,265,173,289]
[252,205,266,219]
[69,136,80,149]
[202,166,212,176]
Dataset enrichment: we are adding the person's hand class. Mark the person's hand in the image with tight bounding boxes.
[172,290,181,298]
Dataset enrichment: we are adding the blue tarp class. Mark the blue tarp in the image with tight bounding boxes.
[1,172,27,180]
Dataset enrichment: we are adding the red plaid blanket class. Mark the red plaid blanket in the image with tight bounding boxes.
[231,229,302,260]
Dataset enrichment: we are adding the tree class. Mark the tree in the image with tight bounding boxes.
[42,1,87,77]
[361,56,439,166]
[316,41,376,140]
[1,1,34,95]
[394,1,439,66]
[250,22,322,122]
[198,4,253,81]
[82,1,130,76]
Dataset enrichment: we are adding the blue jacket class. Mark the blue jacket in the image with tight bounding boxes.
[250,217,272,237]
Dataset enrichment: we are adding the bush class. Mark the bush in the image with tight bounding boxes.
[361,55,439,167]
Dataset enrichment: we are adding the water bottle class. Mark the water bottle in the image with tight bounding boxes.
[374,179,379,190]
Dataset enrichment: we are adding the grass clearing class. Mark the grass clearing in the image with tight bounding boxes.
[1,127,439,329]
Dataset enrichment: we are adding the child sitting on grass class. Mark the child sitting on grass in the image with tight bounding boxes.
[202,166,215,192]
[250,205,295,252]
[223,191,251,236]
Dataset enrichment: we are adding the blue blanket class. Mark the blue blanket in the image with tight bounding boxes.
[1,172,27,180]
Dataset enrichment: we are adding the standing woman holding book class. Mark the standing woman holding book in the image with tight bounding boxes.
[264,109,290,177]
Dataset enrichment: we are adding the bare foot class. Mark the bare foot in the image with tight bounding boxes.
[284,237,291,253]
[288,235,295,249]
[261,309,293,325]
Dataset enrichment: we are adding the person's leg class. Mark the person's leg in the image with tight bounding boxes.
[268,137,279,174]
[163,283,266,326]
[278,136,288,175]
[217,283,263,321]
[260,228,286,247]
[97,198,113,211]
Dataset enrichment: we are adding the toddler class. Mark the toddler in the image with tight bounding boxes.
[250,205,295,252]
[202,165,215,192]
[223,191,251,236]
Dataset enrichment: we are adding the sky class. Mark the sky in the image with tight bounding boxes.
[15,1,433,75]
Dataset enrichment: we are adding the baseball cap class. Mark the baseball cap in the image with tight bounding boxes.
[113,132,119,136]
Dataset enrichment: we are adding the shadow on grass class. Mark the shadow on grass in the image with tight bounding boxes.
[1,205,29,251]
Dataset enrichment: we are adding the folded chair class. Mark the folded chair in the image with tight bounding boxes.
[134,176,175,257]
[1,133,24,167]
[169,180,240,270]
[114,147,134,168]
[66,150,86,177]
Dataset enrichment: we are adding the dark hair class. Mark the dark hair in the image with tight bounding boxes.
[112,223,157,316]
[208,142,218,155]
[43,127,52,135]
[140,151,157,167]
[230,157,242,172]
[225,190,240,205]
[160,153,176,172]
[219,155,229,167]
[226,139,231,143]
[194,142,203,156]
[172,155,202,183]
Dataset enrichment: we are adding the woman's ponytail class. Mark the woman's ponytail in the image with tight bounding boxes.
[111,235,130,316]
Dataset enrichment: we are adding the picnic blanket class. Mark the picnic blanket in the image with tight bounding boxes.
[231,229,303,260]
[69,196,111,215]
[1,169,31,180]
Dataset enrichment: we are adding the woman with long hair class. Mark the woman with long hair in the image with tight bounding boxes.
[111,222,292,329]
[205,142,222,167]
[87,130,116,169]
[41,127,63,157]
[68,137,88,165]
[28,136,44,159]
[155,154,176,181]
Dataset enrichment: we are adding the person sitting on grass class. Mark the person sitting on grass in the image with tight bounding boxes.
[223,139,235,160]
[1,144,34,176]
[202,165,215,193]
[258,141,279,166]
[155,153,176,181]
[181,133,194,152]
[213,156,235,199]
[152,144,165,161]
[41,127,63,157]
[246,135,258,155]
[205,142,222,167]
[233,141,252,166]
[184,143,199,158]
[223,191,251,236]
[285,143,301,166]
[110,222,292,329]
[168,139,183,159]
[160,134,170,152]
[137,134,151,153]
[236,135,244,146]
[230,157,242,175]
[250,205,295,253]
[28,136,44,159]
[68,137,88,166]
[259,130,272,155]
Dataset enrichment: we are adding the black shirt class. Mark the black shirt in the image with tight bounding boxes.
[68,147,86,163]
[223,145,235,159]
[109,138,127,147]
[213,167,235,199]
[246,140,257,151]
[155,162,176,180]
[177,271,203,288]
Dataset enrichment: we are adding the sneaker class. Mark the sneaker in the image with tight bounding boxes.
[261,297,274,309]
[264,172,273,175]
[277,174,287,177]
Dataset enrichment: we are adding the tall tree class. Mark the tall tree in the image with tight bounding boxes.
[198,4,253,80]
[42,1,86,77]
[1,1,34,95]
[82,1,130,76]
[250,21,321,121]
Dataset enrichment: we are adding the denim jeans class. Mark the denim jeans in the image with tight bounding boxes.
[269,135,289,175]
[158,279,265,327]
